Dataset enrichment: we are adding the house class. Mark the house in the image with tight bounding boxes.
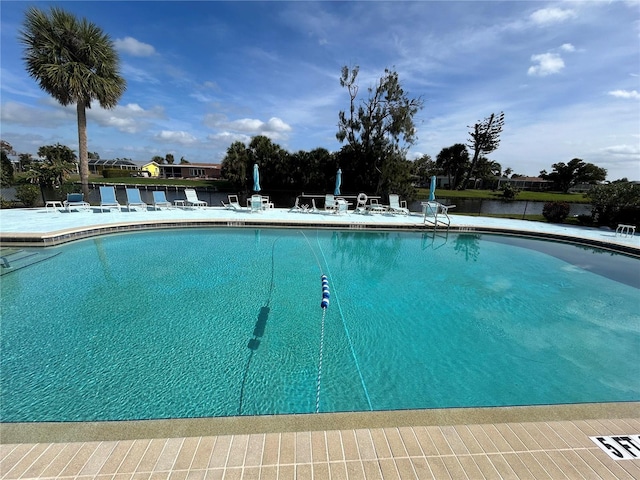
[140,162,160,177]
[88,159,138,175]
[156,163,222,179]
[497,176,552,191]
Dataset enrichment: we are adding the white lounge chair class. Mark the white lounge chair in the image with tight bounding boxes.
[221,194,244,210]
[99,186,121,212]
[184,188,207,208]
[126,188,147,211]
[289,196,309,212]
[63,193,90,212]
[388,194,409,215]
[366,198,387,214]
[152,191,172,210]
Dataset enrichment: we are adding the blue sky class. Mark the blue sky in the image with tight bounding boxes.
[1,1,639,181]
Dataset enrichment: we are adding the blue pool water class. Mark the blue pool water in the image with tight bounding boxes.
[1,229,639,422]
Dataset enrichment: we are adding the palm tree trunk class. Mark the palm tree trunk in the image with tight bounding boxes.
[76,101,89,198]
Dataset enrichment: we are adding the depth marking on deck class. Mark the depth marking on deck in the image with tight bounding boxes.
[590,435,640,460]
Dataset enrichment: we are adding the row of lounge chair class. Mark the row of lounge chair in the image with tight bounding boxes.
[62,189,447,222]
[63,187,208,212]
[287,193,410,215]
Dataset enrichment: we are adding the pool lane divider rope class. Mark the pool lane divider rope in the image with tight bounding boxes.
[315,232,374,412]
[316,275,330,413]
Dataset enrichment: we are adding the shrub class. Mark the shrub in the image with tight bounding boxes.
[103,168,128,178]
[576,214,594,226]
[0,196,14,209]
[542,201,571,223]
[15,184,40,207]
[500,183,519,200]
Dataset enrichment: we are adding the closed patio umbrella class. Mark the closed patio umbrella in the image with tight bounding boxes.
[429,175,436,201]
[334,168,342,196]
[253,163,261,192]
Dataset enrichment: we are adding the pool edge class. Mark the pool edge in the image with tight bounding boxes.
[2,402,638,444]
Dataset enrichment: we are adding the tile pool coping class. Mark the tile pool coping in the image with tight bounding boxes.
[1,403,639,444]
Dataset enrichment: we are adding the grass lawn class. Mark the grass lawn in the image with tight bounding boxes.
[417,188,589,203]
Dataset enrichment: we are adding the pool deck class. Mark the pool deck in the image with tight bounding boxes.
[1,205,639,478]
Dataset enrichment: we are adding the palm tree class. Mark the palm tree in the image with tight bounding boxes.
[19,6,126,198]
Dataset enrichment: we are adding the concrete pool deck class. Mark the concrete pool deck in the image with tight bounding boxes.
[1,206,639,478]
[1,205,639,254]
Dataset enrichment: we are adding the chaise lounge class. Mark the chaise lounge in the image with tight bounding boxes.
[126,188,148,211]
[64,193,91,212]
[151,191,172,210]
[99,186,121,212]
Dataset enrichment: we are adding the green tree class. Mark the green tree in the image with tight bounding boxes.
[1,140,16,155]
[28,143,77,187]
[436,144,469,190]
[540,158,607,193]
[473,156,502,188]
[411,154,437,187]
[18,153,33,172]
[462,111,505,189]
[1,150,14,186]
[19,6,126,198]
[586,181,640,227]
[88,151,100,160]
[165,153,175,165]
[180,156,190,164]
[151,155,165,164]
[221,141,251,191]
[248,135,289,190]
[336,66,424,194]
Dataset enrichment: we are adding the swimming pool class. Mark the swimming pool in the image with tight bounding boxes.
[1,228,638,422]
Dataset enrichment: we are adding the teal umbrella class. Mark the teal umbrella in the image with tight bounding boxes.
[334,168,342,196]
[253,164,261,192]
[428,176,436,201]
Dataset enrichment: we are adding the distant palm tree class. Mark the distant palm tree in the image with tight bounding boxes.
[19,6,126,198]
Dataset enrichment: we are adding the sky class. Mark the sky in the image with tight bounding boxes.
[1,0,639,181]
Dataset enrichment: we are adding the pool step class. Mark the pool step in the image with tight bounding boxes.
[0,248,60,276]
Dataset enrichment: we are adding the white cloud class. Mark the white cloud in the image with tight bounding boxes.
[530,7,576,26]
[0,101,70,126]
[155,130,198,145]
[602,144,640,157]
[204,114,292,141]
[560,43,575,52]
[114,37,156,57]
[528,53,565,76]
[608,89,640,99]
[88,103,164,134]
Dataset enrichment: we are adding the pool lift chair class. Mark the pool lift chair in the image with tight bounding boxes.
[184,188,207,208]
[354,193,368,214]
[125,188,148,211]
[422,201,454,229]
[63,193,90,212]
[388,194,409,215]
[98,186,121,212]
[151,190,172,210]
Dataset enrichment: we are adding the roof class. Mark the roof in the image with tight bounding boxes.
[88,159,137,167]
